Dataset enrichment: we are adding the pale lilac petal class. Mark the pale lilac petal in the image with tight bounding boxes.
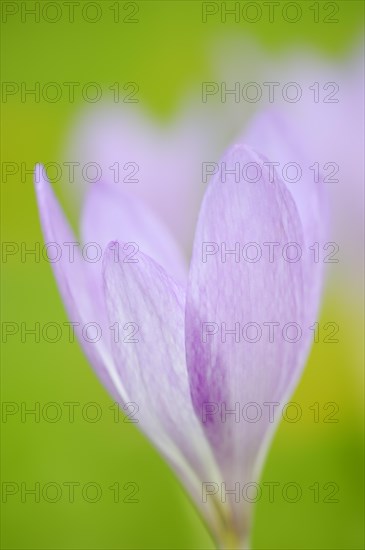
[34,165,126,402]
[64,104,214,256]
[244,109,329,322]
[81,182,187,285]
[102,243,226,539]
[185,145,314,534]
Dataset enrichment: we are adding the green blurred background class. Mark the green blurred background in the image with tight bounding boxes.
[1,1,364,548]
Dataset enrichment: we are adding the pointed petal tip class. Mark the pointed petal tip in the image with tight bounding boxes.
[106,240,118,251]
[34,164,53,205]
[34,163,45,188]
[104,240,119,255]
[102,240,130,274]
[222,142,269,167]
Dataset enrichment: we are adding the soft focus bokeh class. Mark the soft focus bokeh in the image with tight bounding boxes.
[1,1,364,548]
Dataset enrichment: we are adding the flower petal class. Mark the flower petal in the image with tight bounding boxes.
[244,108,329,321]
[102,242,226,540]
[81,182,187,285]
[34,164,125,402]
[64,104,214,256]
[185,144,316,533]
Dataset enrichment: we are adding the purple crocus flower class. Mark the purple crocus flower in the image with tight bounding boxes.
[34,112,326,549]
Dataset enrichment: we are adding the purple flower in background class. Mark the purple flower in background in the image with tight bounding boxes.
[34,112,326,548]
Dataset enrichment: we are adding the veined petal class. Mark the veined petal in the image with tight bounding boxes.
[33,164,126,402]
[244,109,329,322]
[81,182,188,285]
[102,243,227,542]
[185,145,314,537]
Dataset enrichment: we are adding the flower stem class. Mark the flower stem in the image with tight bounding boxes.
[216,531,250,550]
